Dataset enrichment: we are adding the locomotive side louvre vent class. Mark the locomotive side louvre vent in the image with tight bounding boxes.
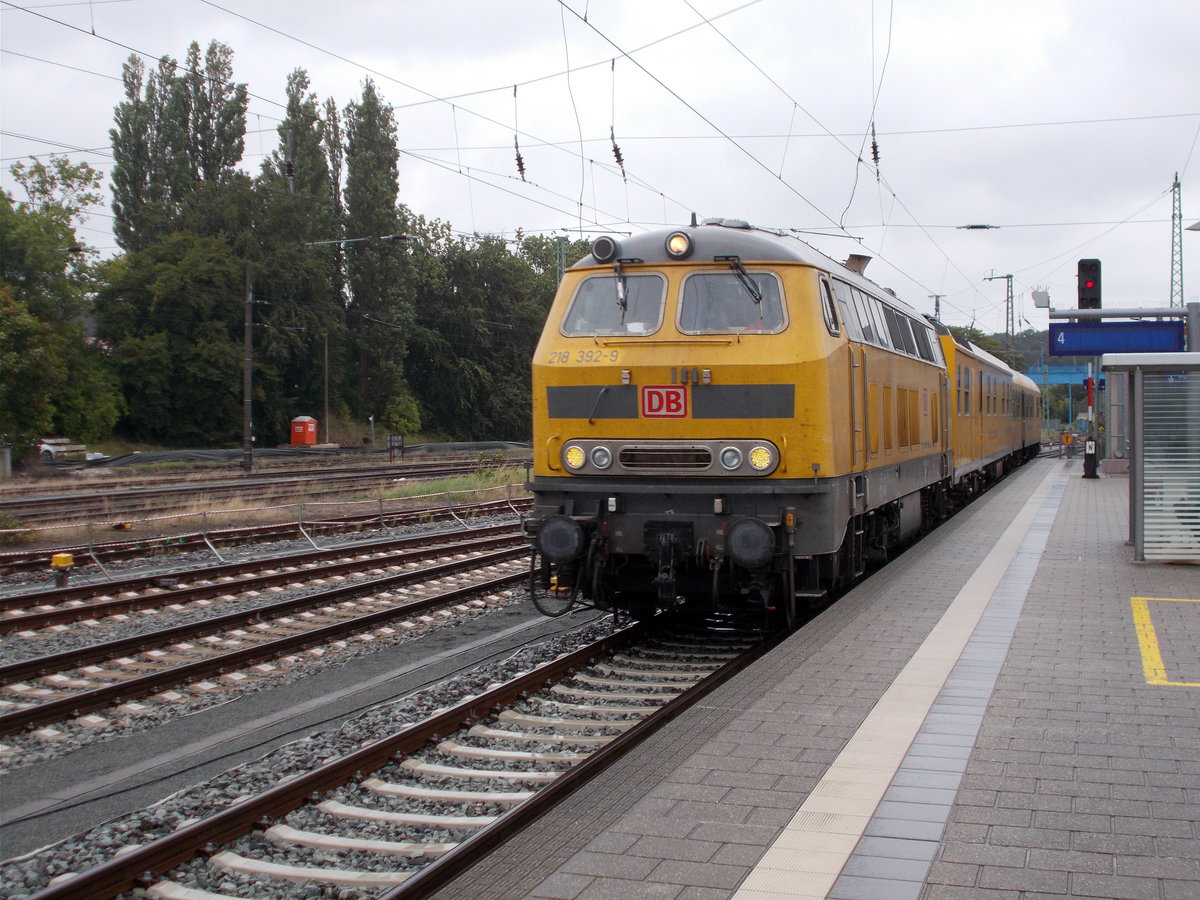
[618,446,712,470]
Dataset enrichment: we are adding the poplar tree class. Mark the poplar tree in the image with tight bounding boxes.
[252,69,346,440]
[342,78,411,423]
[109,41,247,252]
[102,40,249,443]
[179,41,248,185]
[109,55,180,251]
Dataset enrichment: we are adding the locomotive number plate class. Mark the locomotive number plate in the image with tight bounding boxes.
[641,385,688,418]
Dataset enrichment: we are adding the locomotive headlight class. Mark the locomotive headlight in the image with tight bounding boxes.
[591,235,619,263]
[538,514,585,563]
[748,446,773,470]
[665,231,693,259]
[727,518,775,569]
[563,445,586,470]
[591,446,613,469]
[719,447,743,470]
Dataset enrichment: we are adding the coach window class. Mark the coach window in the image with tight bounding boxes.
[678,270,785,334]
[883,306,917,356]
[864,293,891,348]
[820,278,841,336]
[849,286,876,343]
[562,272,666,335]
[833,281,866,341]
[911,319,938,363]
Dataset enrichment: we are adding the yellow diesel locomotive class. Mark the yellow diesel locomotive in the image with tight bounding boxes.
[525,218,1040,623]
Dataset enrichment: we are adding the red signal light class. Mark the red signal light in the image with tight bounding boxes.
[1077,259,1101,309]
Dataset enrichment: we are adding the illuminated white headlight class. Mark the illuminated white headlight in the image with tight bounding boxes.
[665,231,692,259]
[564,445,586,470]
[719,447,743,470]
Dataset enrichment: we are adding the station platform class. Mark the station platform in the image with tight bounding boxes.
[433,456,1200,900]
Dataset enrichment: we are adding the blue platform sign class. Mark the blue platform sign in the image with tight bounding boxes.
[1049,321,1186,357]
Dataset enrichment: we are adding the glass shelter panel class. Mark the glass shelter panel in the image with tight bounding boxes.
[1142,371,1200,562]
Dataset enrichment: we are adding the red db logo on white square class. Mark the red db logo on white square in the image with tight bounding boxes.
[641,385,687,418]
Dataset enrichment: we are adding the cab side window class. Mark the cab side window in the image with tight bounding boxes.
[820,279,840,336]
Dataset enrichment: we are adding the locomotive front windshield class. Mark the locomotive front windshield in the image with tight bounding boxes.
[678,271,785,333]
[561,273,666,335]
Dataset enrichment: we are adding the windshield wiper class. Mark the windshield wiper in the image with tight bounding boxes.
[714,254,762,306]
[613,260,628,322]
[610,257,643,324]
[714,254,764,329]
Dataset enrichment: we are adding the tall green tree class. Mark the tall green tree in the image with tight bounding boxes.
[0,158,121,451]
[109,54,180,251]
[250,69,348,442]
[96,232,243,444]
[178,41,248,185]
[343,78,411,422]
[109,41,247,252]
[405,233,588,441]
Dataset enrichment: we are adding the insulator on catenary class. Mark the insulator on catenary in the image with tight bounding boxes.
[514,136,526,182]
[610,127,626,182]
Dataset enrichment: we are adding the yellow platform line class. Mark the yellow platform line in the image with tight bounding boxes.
[1130,597,1200,687]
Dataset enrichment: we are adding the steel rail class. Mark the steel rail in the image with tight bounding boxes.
[24,621,776,900]
[0,552,530,735]
[1,461,529,528]
[382,626,780,899]
[0,526,523,631]
[22,621,649,900]
[0,497,531,574]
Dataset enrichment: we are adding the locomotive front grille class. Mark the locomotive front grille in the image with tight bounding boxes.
[618,446,712,471]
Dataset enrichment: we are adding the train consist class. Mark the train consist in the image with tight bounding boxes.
[524,218,1041,624]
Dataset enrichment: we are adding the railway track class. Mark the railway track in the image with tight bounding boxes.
[0,497,531,576]
[0,459,529,531]
[0,523,524,635]
[0,535,532,746]
[8,616,775,899]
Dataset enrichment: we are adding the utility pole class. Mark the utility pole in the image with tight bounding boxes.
[985,273,1014,345]
[242,264,254,473]
[1170,173,1183,307]
[323,332,330,445]
[929,294,944,321]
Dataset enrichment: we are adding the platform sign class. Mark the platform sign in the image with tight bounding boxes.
[1049,321,1186,357]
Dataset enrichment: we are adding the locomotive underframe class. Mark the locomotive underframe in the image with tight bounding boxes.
[526,449,955,618]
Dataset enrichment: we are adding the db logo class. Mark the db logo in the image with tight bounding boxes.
[641,385,688,418]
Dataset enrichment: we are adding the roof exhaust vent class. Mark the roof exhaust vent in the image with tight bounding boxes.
[844,254,872,275]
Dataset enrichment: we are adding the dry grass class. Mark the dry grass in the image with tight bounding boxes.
[1,468,532,551]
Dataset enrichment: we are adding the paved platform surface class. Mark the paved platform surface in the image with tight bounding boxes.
[432,457,1200,899]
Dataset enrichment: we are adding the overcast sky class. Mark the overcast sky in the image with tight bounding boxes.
[2,0,1197,334]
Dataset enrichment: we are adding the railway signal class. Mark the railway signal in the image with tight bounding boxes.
[1078,258,1101,309]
